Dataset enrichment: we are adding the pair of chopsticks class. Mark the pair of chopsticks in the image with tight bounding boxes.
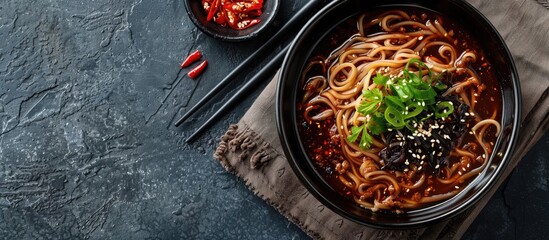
[176,0,327,143]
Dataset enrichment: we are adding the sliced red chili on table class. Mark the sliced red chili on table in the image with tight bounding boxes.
[187,60,208,79]
[180,50,202,68]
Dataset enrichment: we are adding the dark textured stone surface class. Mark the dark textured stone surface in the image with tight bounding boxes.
[0,0,547,239]
[463,132,549,240]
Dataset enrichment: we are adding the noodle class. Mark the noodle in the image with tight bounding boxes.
[297,8,502,212]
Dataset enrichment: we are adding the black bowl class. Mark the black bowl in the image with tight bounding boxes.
[276,0,521,229]
[184,0,279,41]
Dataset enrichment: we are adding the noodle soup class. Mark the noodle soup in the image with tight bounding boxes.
[297,7,502,212]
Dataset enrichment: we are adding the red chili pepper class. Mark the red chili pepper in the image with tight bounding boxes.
[224,1,261,13]
[214,11,227,26]
[180,50,202,68]
[224,7,261,29]
[187,60,208,79]
[203,0,263,30]
[213,2,227,26]
[202,0,211,12]
[207,0,220,21]
[236,18,261,30]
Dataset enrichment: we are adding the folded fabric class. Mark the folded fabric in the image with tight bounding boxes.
[214,0,549,239]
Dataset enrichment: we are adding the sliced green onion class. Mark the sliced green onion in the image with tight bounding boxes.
[391,82,412,101]
[403,101,423,119]
[410,86,437,100]
[384,95,405,110]
[384,107,405,129]
[435,101,454,118]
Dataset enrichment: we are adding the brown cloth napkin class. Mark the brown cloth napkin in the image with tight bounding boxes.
[214,0,549,239]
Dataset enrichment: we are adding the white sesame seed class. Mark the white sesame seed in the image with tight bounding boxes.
[455,186,459,189]
[418,166,423,171]
[435,164,440,169]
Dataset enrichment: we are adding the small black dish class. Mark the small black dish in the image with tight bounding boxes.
[184,0,280,41]
[276,0,521,229]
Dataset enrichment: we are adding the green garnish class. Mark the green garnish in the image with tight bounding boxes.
[373,73,389,85]
[347,59,452,149]
[357,88,383,115]
[435,101,454,118]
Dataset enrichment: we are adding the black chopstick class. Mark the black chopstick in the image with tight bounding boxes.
[174,0,326,127]
[185,44,290,143]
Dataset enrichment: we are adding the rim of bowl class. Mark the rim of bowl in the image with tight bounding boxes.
[184,0,280,42]
[276,0,521,229]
